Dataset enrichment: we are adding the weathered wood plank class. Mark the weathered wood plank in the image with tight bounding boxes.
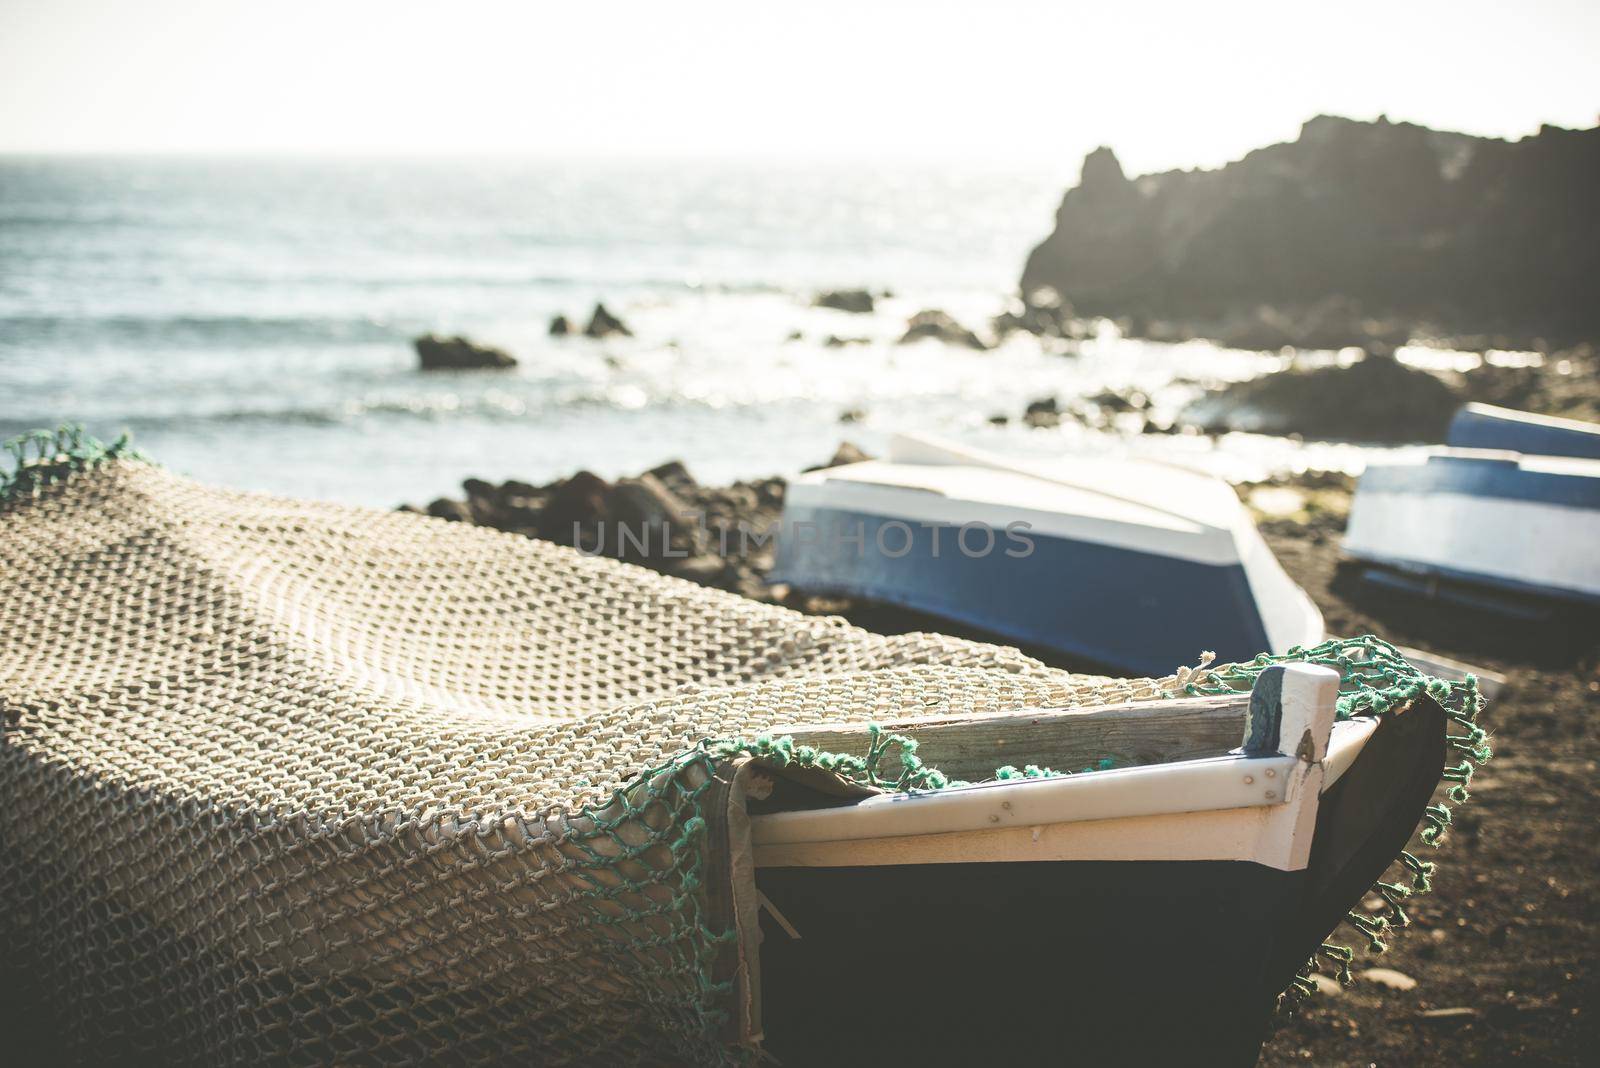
[772,693,1252,781]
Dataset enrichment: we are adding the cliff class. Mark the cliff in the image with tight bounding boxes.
[1021,116,1600,346]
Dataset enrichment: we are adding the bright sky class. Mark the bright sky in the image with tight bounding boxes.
[1,0,1596,174]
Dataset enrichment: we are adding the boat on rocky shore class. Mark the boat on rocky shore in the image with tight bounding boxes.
[1346,407,1600,614]
[770,433,1323,674]
[1446,402,1600,460]
[749,661,1454,1063]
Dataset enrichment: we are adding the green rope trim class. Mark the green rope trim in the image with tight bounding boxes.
[0,425,148,503]
[1175,634,1466,722]
[710,725,1113,793]
[709,725,1113,793]
[711,724,962,790]
[1172,635,1491,1011]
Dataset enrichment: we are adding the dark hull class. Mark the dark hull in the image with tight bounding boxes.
[1355,559,1600,616]
[759,858,1297,1064]
[755,700,1446,1066]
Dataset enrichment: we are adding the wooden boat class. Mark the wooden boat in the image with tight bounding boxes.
[1448,402,1600,460]
[746,663,1447,1064]
[771,433,1323,674]
[1345,448,1600,613]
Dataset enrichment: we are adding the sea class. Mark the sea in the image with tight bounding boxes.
[0,155,1423,508]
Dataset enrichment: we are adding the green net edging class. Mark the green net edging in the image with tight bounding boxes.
[558,752,738,1064]
[1174,634,1492,1007]
[0,425,147,503]
[707,724,1112,793]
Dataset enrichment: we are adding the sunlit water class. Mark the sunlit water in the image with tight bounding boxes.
[1,156,1457,507]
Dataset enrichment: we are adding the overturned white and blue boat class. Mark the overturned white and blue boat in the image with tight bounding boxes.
[1447,401,1600,460]
[771,433,1323,674]
[1346,414,1600,612]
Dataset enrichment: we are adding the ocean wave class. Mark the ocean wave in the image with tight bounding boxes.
[0,383,769,440]
[0,313,408,348]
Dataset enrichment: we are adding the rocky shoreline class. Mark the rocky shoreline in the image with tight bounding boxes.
[408,340,1598,601]
[1017,344,1597,444]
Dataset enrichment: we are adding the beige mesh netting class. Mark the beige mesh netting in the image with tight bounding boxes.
[0,451,1181,1065]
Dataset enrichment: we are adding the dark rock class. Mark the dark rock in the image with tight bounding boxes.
[1086,388,1148,413]
[898,309,989,350]
[814,289,875,314]
[805,442,872,472]
[501,478,540,500]
[610,474,692,533]
[1023,396,1062,428]
[751,477,786,509]
[414,333,517,371]
[838,408,866,424]
[455,477,542,530]
[988,413,1010,426]
[426,497,474,523]
[539,470,611,545]
[405,462,799,603]
[645,460,697,496]
[786,329,804,342]
[461,477,500,524]
[462,477,497,500]
[549,315,572,337]
[1022,117,1600,346]
[610,474,700,561]
[584,303,632,338]
[830,441,872,467]
[1182,351,1462,442]
[993,300,1084,339]
[823,335,869,347]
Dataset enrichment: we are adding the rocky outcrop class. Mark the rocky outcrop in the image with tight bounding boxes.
[814,289,875,314]
[1023,397,1061,428]
[408,459,789,602]
[414,334,517,370]
[1182,351,1462,442]
[1022,117,1600,346]
[584,303,632,338]
[806,441,871,471]
[899,309,988,350]
[548,315,572,337]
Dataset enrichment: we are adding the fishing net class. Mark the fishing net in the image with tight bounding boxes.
[0,431,1487,1064]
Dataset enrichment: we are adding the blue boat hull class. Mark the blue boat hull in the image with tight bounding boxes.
[1448,404,1600,460]
[772,508,1271,676]
[1346,451,1600,610]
